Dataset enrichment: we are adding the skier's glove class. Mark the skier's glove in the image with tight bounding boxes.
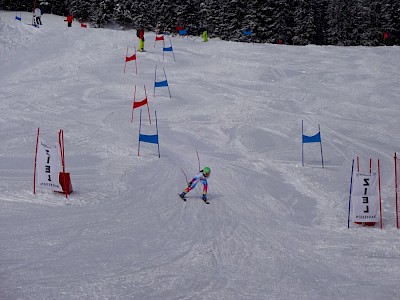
[187,181,192,187]
[202,194,207,201]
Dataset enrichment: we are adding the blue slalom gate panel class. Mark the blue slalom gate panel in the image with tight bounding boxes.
[302,120,324,168]
[138,109,160,158]
[302,132,321,143]
[139,134,158,144]
[154,80,168,87]
[163,46,173,52]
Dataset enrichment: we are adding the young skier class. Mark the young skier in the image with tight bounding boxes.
[179,167,211,203]
[65,15,73,27]
[34,7,42,25]
[202,29,208,42]
[137,27,145,52]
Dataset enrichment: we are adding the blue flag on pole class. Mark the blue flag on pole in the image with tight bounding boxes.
[302,132,321,143]
[139,134,159,144]
[154,80,168,87]
[302,120,324,168]
[138,110,160,158]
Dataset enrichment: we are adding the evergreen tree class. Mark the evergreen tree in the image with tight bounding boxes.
[292,0,316,45]
[314,0,329,45]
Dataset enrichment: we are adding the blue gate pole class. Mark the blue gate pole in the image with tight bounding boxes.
[319,124,324,168]
[138,109,142,156]
[153,66,157,96]
[155,110,160,158]
[171,40,176,61]
[302,120,304,166]
[163,67,172,98]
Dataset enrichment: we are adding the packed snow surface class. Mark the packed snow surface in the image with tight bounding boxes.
[1,11,400,300]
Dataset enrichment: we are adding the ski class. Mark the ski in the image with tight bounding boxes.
[178,193,186,201]
[202,199,210,204]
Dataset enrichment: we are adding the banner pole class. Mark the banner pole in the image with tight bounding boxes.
[33,127,40,194]
[357,156,359,172]
[59,129,68,199]
[155,110,160,158]
[138,109,142,156]
[347,159,355,228]
[378,159,383,229]
[163,67,172,98]
[58,130,62,169]
[144,85,151,124]
[124,47,128,74]
[318,124,324,168]
[58,129,65,172]
[395,152,399,229]
[369,158,372,174]
[131,85,136,123]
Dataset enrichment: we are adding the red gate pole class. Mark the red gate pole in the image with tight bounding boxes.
[134,47,138,74]
[123,47,128,74]
[131,85,136,123]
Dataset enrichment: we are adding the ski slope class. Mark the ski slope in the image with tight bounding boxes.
[1,11,400,299]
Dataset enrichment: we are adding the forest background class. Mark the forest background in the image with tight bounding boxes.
[1,0,400,46]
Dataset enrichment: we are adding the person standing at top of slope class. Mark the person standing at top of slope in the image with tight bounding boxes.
[137,27,145,52]
[179,167,211,203]
[65,15,73,27]
[34,7,42,25]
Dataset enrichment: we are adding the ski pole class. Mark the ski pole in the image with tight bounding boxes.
[180,168,188,184]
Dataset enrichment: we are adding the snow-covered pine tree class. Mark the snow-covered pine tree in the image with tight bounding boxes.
[292,0,317,45]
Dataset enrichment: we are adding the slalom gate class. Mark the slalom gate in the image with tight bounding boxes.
[163,39,176,62]
[301,120,324,167]
[124,47,137,74]
[131,85,151,125]
[137,110,160,158]
[154,66,172,98]
[154,33,165,48]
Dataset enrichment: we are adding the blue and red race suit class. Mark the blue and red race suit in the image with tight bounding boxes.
[184,171,209,196]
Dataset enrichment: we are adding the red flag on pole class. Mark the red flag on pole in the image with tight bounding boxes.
[124,47,138,74]
[126,53,136,62]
